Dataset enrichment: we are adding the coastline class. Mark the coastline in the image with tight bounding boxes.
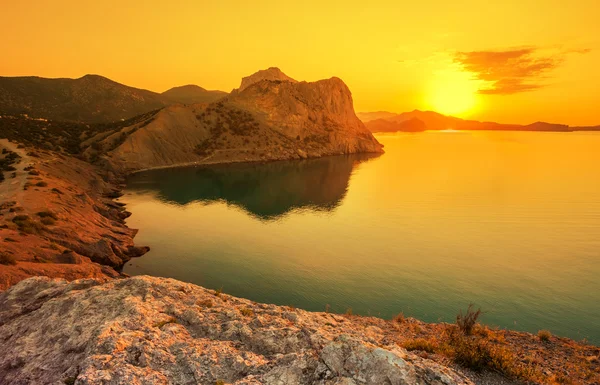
[1,140,599,384]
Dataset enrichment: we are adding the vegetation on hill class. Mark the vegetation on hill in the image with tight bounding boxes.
[0,148,21,183]
[0,74,228,123]
[0,110,160,155]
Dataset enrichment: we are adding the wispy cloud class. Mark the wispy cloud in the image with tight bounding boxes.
[453,47,590,95]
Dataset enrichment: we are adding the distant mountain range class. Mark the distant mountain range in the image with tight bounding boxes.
[0,75,227,123]
[357,110,600,133]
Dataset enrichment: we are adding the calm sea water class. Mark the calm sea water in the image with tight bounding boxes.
[122,131,600,343]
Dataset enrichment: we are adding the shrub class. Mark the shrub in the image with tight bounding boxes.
[394,313,405,323]
[345,308,353,316]
[456,304,482,335]
[538,330,552,342]
[0,252,17,265]
[403,338,437,353]
[37,210,58,220]
[448,331,536,380]
[40,217,56,226]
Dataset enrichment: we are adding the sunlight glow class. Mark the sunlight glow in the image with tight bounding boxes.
[427,69,481,117]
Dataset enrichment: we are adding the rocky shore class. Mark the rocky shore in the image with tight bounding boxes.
[0,275,472,385]
[0,139,147,290]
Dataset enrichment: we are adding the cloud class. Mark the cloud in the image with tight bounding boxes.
[453,47,590,95]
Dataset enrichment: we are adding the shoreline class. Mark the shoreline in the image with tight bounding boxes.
[1,140,599,384]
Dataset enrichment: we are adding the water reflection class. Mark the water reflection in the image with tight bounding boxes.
[126,153,380,220]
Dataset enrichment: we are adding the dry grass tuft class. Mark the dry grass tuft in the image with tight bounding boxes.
[456,304,482,335]
[538,330,552,342]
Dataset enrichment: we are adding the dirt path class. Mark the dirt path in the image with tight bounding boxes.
[0,139,33,203]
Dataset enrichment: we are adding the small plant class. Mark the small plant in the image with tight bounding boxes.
[214,287,223,297]
[215,380,225,385]
[12,214,30,222]
[325,304,330,313]
[37,210,58,220]
[345,308,353,316]
[40,217,56,226]
[403,338,437,353]
[456,304,482,335]
[394,312,405,323]
[240,307,254,317]
[538,330,552,342]
[0,252,17,265]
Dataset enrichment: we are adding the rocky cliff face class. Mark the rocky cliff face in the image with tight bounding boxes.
[96,69,383,173]
[236,67,298,93]
[0,276,472,385]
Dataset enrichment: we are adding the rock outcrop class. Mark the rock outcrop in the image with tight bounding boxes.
[95,68,383,173]
[236,67,298,93]
[0,276,472,385]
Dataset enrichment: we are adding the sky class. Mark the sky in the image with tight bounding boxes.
[1,0,599,125]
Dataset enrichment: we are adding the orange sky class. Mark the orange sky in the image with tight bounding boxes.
[1,0,599,125]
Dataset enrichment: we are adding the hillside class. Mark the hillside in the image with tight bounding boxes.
[0,75,228,123]
[362,110,599,133]
[161,84,227,104]
[86,68,383,173]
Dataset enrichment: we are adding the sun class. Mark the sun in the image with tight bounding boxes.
[427,70,480,116]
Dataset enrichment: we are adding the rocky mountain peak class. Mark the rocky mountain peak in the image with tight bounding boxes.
[237,67,297,92]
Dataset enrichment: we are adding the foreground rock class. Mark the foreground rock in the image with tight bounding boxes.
[0,276,472,385]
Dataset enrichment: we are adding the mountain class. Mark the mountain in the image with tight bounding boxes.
[0,75,228,123]
[366,117,426,133]
[161,84,227,104]
[84,68,383,173]
[356,111,399,122]
[361,110,598,133]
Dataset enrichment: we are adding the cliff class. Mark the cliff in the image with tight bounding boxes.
[90,68,383,173]
[0,275,472,385]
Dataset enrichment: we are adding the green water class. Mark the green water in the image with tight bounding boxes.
[123,131,600,343]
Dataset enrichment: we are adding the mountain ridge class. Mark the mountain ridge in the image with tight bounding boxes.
[360,109,599,132]
[0,74,227,123]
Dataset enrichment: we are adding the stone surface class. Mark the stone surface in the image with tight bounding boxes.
[0,276,473,385]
